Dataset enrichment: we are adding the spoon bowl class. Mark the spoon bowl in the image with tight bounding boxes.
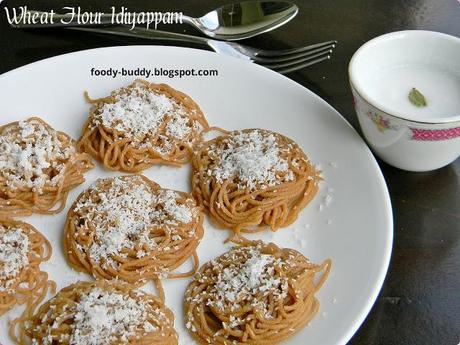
[185,1,299,40]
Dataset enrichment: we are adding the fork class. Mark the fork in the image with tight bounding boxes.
[70,26,337,74]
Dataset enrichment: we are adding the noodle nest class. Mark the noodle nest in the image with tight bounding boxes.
[78,79,209,172]
[191,128,320,236]
[0,117,93,217]
[25,280,178,345]
[184,240,331,344]
[0,218,55,344]
[64,175,204,287]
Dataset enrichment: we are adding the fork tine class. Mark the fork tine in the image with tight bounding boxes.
[254,40,337,57]
[259,49,333,70]
[270,55,331,74]
[251,44,335,63]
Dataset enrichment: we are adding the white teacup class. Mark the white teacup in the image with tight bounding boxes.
[349,30,460,172]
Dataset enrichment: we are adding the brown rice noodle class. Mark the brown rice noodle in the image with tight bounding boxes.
[25,280,178,345]
[77,79,209,172]
[191,129,320,238]
[0,218,55,344]
[0,117,93,217]
[64,175,204,299]
[184,239,331,344]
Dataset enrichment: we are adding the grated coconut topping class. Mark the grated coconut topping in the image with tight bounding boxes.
[208,130,294,190]
[74,176,196,269]
[0,119,75,193]
[91,81,202,152]
[0,225,29,292]
[36,287,164,345]
[190,246,289,321]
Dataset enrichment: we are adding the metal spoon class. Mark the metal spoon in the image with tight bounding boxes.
[181,1,298,40]
[11,1,298,41]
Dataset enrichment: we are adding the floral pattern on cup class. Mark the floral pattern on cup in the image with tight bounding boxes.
[366,111,399,132]
[365,110,460,142]
[410,127,460,141]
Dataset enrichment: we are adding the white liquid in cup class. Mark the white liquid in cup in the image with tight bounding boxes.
[367,64,460,120]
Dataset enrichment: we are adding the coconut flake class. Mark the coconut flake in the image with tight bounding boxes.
[69,288,160,345]
[0,225,29,292]
[0,119,75,193]
[205,246,289,319]
[209,130,294,190]
[92,81,198,151]
[74,176,196,269]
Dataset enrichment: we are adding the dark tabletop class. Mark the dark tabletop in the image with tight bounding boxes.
[0,0,459,344]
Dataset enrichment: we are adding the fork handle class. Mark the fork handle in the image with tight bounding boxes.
[69,26,212,47]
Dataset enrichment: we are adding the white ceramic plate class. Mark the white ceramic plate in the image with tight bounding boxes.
[0,46,392,345]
